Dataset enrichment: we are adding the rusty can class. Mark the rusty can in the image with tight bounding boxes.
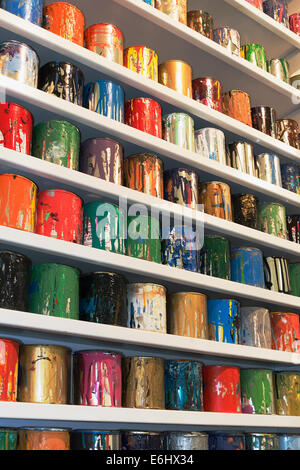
[126,283,166,333]
[155,0,187,24]
[275,372,300,416]
[227,142,257,176]
[257,202,287,239]
[256,153,282,186]
[0,40,39,88]
[43,2,85,46]
[162,113,195,151]
[124,45,158,81]
[167,292,208,339]
[222,90,252,126]
[125,97,162,138]
[158,60,192,97]
[202,365,242,413]
[270,312,300,352]
[18,428,70,450]
[240,306,272,348]
[187,10,213,39]
[232,193,258,229]
[0,102,33,155]
[213,27,240,56]
[199,181,232,221]
[0,337,20,402]
[163,167,198,209]
[192,77,222,112]
[123,153,163,198]
[264,256,291,294]
[276,119,300,149]
[194,128,227,165]
[84,23,123,65]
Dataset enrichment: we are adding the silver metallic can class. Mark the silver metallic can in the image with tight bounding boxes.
[213,27,240,56]
[240,306,272,349]
[290,74,300,90]
[194,128,227,165]
[164,432,209,450]
[267,58,290,83]
[256,153,282,186]
[162,112,195,152]
[0,40,39,87]
[227,142,257,176]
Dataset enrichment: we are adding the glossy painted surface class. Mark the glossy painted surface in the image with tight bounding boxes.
[165,360,203,411]
[0,102,33,155]
[80,137,123,184]
[245,0,263,9]
[167,292,208,339]
[199,181,232,220]
[290,263,300,296]
[270,312,300,352]
[230,247,265,288]
[280,163,300,194]
[162,113,195,151]
[84,23,123,65]
[83,80,124,122]
[0,428,18,450]
[70,430,120,450]
[257,202,287,239]
[207,299,240,344]
[43,2,85,46]
[38,61,84,105]
[203,365,242,413]
[194,128,227,165]
[123,153,163,198]
[264,256,291,294]
[227,142,256,176]
[0,250,31,311]
[0,40,39,87]
[122,432,164,450]
[1,0,43,25]
[276,119,300,149]
[289,13,300,36]
[163,168,198,209]
[213,28,240,56]
[262,0,289,27]
[275,372,300,416]
[18,428,70,450]
[232,194,258,229]
[245,433,279,450]
[222,90,252,126]
[240,369,275,414]
[209,432,245,450]
[165,432,209,450]
[200,235,231,280]
[126,215,161,263]
[256,153,282,186]
[0,337,19,402]
[126,283,166,333]
[279,435,300,450]
[267,58,290,83]
[155,0,187,24]
[251,106,277,138]
[192,77,222,112]
[287,215,300,244]
[187,10,213,39]
[162,225,200,272]
[125,98,162,138]
[240,44,267,70]
[124,46,158,81]
[159,60,192,97]
[240,306,272,348]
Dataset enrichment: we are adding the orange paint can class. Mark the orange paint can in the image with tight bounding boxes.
[123,153,164,198]
[18,428,70,450]
[199,181,232,221]
[167,292,208,339]
[222,90,252,127]
[43,2,85,47]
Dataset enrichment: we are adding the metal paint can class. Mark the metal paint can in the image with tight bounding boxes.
[162,113,195,151]
[187,10,213,39]
[84,23,123,65]
[73,350,122,407]
[18,344,71,404]
[163,168,198,209]
[38,61,84,106]
[194,128,227,165]
[281,163,300,194]
[232,193,258,229]
[264,256,291,293]
[28,263,79,320]
[192,77,222,112]
[251,106,277,138]
[161,225,200,272]
[257,202,287,239]
[276,119,300,149]
[270,312,300,352]
[287,215,300,244]
[207,299,240,344]
[0,40,39,87]
[158,60,192,97]
[164,432,209,450]
[209,432,245,450]
[1,0,43,25]
[0,250,31,312]
[240,369,275,414]
[70,430,120,450]
[0,428,18,450]
[256,153,282,186]
[202,365,241,413]
[83,80,124,122]
[240,44,267,70]
[18,428,70,450]
[267,58,290,83]
[121,431,164,450]
[0,337,19,402]
[240,306,272,348]
[80,137,123,185]
[199,181,232,221]
[245,433,280,450]
[227,142,257,176]
[289,13,300,35]
[200,235,231,280]
[123,153,163,198]
[79,272,127,326]
[0,102,33,155]
[290,263,300,296]
[165,360,203,411]
[143,0,155,5]
[126,215,161,263]
[245,0,263,9]
[124,46,158,81]
[124,98,162,138]
[230,247,265,288]
[122,356,165,409]
[213,27,241,56]
[32,120,81,170]
[155,0,187,24]
[222,90,252,126]
[279,434,300,450]
[0,174,37,232]
[262,0,289,27]
[290,74,300,89]
[36,189,83,243]
[275,372,300,416]
[82,201,126,254]
[126,283,166,333]
[167,292,208,339]
[43,2,85,46]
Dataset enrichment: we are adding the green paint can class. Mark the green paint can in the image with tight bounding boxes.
[245,433,280,450]
[0,428,18,450]
[126,215,161,263]
[200,235,231,280]
[289,263,300,297]
[240,44,267,70]
[257,202,287,239]
[240,369,275,414]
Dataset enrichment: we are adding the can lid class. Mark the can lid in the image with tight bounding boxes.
[73,350,122,356]
[19,427,70,432]
[45,2,84,17]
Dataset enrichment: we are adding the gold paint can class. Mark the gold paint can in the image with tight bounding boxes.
[167,292,208,339]
[158,60,192,98]
[275,372,300,416]
[199,181,232,221]
[155,0,187,24]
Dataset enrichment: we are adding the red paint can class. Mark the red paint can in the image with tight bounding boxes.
[84,23,123,65]
[270,312,300,353]
[0,102,33,154]
[36,189,83,243]
[192,77,222,112]
[203,365,241,413]
[124,98,162,138]
[289,13,300,36]
[0,337,20,402]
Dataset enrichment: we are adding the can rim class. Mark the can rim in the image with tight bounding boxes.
[44,2,84,17]
[194,127,224,133]
[38,188,82,202]
[168,292,207,297]
[21,344,71,352]
[71,429,120,433]
[84,23,122,33]
[192,77,220,82]
[81,136,122,146]
[124,46,157,53]
[40,61,83,75]
[199,181,230,187]
[0,40,39,56]
[32,263,81,274]
[158,59,191,67]
[80,271,127,279]
[187,10,212,16]
[127,283,166,291]
[0,337,21,345]
[34,120,81,133]
[213,27,240,33]
[0,250,32,260]
[0,174,38,188]
[19,427,70,432]
[125,97,160,105]
[73,350,122,356]
[0,102,33,116]
[124,153,162,164]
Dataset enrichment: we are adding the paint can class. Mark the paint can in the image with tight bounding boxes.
[36,189,83,243]
[0,337,19,402]
[84,23,123,65]
[200,235,231,279]
[287,215,300,244]
[32,120,81,170]
[123,153,163,198]
[290,74,300,89]
[38,61,84,106]
[165,359,203,411]
[0,174,37,232]
[276,119,300,149]
[267,58,290,83]
[227,142,257,176]
[213,27,240,56]
[209,432,245,450]
[240,307,272,348]
[202,365,241,413]
[192,77,222,112]
[199,181,232,221]
[164,432,209,450]
[158,60,192,97]
[122,356,165,409]
[290,263,300,296]
[79,272,127,326]
[280,163,300,193]
[167,292,208,339]
[194,128,227,165]
[124,46,158,81]
[162,113,195,151]
[43,2,85,46]
[18,428,70,450]
[73,350,122,407]
[70,430,121,450]
[232,194,258,229]
[256,153,282,186]
[0,250,31,311]
[240,369,275,414]
[83,80,124,122]
[240,44,267,70]
[143,0,155,5]
[124,98,162,138]
[245,0,263,9]
[257,202,287,239]
[121,432,164,450]
[0,40,39,88]
[230,247,265,288]
[80,137,123,184]
[18,344,71,404]
[264,256,291,293]
[0,428,18,450]
[262,0,289,27]
[251,106,277,138]
[163,168,198,209]
[0,102,33,155]
[289,13,300,35]
[82,201,126,254]
[1,0,43,25]
[245,433,280,450]
[222,90,252,126]
[279,435,300,450]
[187,10,213,39]
[161,225,200,272]
[155,0,187,24]
[270,312,300,352]
[207,299,240,344]
[275,372,300,415]
[126,283,166,333]
[126,215,161,263]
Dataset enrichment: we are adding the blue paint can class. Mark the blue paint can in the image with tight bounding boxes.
[165,359,203,411]
[207,299,240,344]
[70,430,121,450]
[262,0,289,27]
[83,80,124,122]
[142,0,154,5]
[230,247,265,288]
[1,0,43,25]
[280,163,300,194]
[209,432,245,450]
[161,225,201,272]
[279,434,300,450]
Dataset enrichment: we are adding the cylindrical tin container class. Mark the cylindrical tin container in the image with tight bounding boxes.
[194,128,227,165]
[213,27,241,56]
[32,120,80,170]
[1,0,43,25]
[79,272,127,326]
[240,369,275,414]
[0,337,19,402]
[124,46,158,81]
[290,263,300,296]
[245,433,280,450]
[122,432,164,450]
[126,283,166,333]
[207,299,240,344]
[0,40,39,87]
[43,2,84,46]
[158,60,192,97]
[167,292,208,339]
[18,428,70,450]
[70,430,120,450]
[84,23,123,65]
[209,432,245,450]
[230,247,265,288]
[124,98,162,138]
[281,163,300,193]
[123,153,163,198]
[122,356,165,409]
[257,202,287,239]
[275,372,300,416]
[0,251,31,311]
[0,102,33,155]
[36,189,83,243]
[264,256,291,294]
[0,174,37,232]
[263,0,289,27]
[126,215,161,263]
[270,312,300,352]
[38,61,84,106]
[28,263,79,320]
[245,0,263,9]
[256,153,282,186]
[18,344,71,403]
[202,365,241,413]
[155,0,187,24]
[0,428,18,450]
[83,80,124,122]
[165,360,203,411]
[267,58,290,83]
[73,350,122,407]
[161,225,200,272]
[199,181,232,221]
[80,137,123,185]
[289,13,300,35]
[240,306,272,348]
[227,142,257,176]
[192,77,222,112]
[287,215,300,244]
[82,201,126,254]
[222,90,252,126]
[163,168,198,209]
[200,235,231,280]
[276,119,300,149]
[251,106,277,138]
[165,432,209,450]
[290,74,300,89]
[162,113,195,151]
[232,194,258,229]
[187,10,213,39]
[240,44,267,70]
[143,0,155,4]
[279,434,300,450]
